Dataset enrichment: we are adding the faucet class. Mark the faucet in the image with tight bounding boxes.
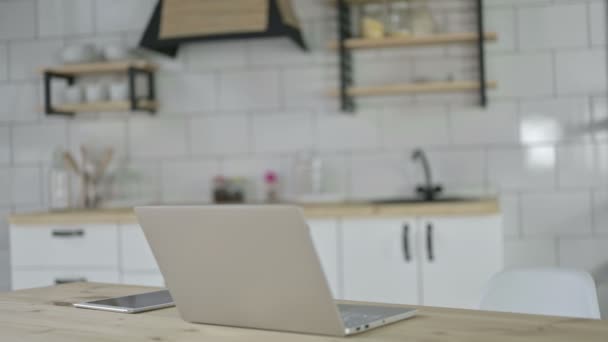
[411,149,442,201]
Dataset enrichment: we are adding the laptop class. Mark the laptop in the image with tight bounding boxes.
[135,205,416,336]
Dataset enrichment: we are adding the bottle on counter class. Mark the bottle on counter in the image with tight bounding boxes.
[264,170,279,203]
[49,149,71,210]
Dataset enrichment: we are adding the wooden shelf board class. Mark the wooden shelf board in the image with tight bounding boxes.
[42,60,157,75]
[329,80,497,97]
[328,32,497,49]
[53,100,157,113]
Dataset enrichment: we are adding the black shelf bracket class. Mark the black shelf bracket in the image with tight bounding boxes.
[476,0,488,107]
[44,71,75,116]
[337,0,355,113]
[127,66,157,113]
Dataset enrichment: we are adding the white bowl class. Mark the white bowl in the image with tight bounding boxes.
[84,83,109,103]
[63,85,83,104]
[61,44,99,64]
[109,82,128,101]
[103,45,131,61]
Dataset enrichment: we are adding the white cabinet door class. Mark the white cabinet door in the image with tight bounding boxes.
[10,225,119,268]
[120,224,159,272]
[342,218,419,305]
[307,219,340,299]
[419,215,503,309]
[12,269,120,290]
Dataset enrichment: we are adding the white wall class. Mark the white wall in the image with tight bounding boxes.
[0,0,607,307]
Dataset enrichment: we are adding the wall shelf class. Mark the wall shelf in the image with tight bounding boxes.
[328,32,497,50]
[41,60,157,76]
[53,100,158,114]
[329,80,497,97]
[42,60,157,116]
[333,0,494,112]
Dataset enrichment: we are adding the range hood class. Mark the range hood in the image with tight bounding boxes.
[140,0,308,57]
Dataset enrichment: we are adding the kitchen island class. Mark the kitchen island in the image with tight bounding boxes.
[1,282,606,341]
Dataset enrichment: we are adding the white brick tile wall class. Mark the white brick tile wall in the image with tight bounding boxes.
[8,40,63,81]
[518,3,588,51]
[0,0,36,40]
[559,238,608,271]
[12,122,68,163]
[0,169,10,206]
[504,238,558,269]
[190,114,250,157]
[281,66,335,110]
[161,160,220,203]
[318,111,380,151]
[157,72,217,113]
[592,191,608,233]
[252,111,313,153]
[424,148,486,190]
[219,70,281,111]
[450,101,519,145]
[500,193,521,237]
[0,43,7,81]
[128,118,188,159]
[488,147,556,191]
[0,84,39,123]
[37,0,94,37]
[68,120,128,161]
[11,166,41,205]
[381,107,450,148]
[184,41,249,71]
[521,191,592,236]
[0,127,9,164]
[488,53,554,98]
[590,1,607,47]
[556,50,607,95]
[349,152,413,200]
[94,0,155,33]
[557,144,597,188]
[485,7,516,53]
[519,98,593,143]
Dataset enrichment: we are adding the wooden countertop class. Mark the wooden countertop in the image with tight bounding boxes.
[1,282,606,341]
[8,199,499,225]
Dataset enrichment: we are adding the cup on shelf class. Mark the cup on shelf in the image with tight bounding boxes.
[109,82,128,102]
[63,85,83,104]
[61,44,100,64]
[84,83,109,103]
[102,44,132,61]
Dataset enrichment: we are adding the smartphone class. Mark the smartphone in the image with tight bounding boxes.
[73,290,174,313]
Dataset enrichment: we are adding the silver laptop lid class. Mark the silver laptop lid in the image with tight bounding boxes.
[135,205,345,336]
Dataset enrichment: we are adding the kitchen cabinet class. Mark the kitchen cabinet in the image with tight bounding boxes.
[419,216,503,309]
[342,215,503,309]
[8,209,503,310]
[342,218,419,305]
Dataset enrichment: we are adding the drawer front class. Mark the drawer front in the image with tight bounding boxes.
[122,272,165,287]
[11,269,120,290]
[10,225,119,268]
[120,224,159,272]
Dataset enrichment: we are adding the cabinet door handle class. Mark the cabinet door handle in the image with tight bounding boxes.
[54,277,87,285]
[402,223,411,262]
[426,223,434,262]
[51,229,85,238]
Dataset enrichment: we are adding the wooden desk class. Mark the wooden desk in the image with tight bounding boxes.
[1,283,606,341]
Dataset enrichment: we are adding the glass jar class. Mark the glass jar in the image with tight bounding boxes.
[408,0,436,35]
[360,3,388,39]
[387,1,411,37]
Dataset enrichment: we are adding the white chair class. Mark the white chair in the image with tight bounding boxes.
[480,268,601,319]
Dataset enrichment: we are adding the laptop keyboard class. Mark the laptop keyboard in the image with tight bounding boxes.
[339,308,385,327]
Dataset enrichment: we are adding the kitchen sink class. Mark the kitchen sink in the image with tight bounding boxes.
[371,197,479,204]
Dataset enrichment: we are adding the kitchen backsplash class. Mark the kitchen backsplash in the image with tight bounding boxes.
[0,0,607,292]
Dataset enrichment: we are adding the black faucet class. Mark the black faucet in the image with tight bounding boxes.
[411,149,443,201]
